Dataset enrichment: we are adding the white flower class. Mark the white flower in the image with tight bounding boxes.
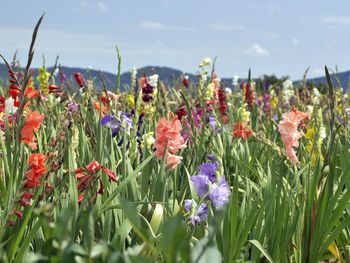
[282,79,293,90]
[232,75,239,86]
[312,88,321,105]
[225,87,232,94]
[5,97,17,114]
[144,132,155,148]
[307,105,314,114]
[148,74,159,88]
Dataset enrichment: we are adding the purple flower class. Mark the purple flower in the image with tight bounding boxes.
[184,199,208,226]
[191,175,210,198]
[101,112,133,137]
[67,102,79,112]
[184,199,194,211]
[257,98,262,107]
[208,115,217,128]
[198,162,218,183]
[208,176,231,208]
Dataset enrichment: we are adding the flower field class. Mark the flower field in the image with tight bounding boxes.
[1,16,350,263]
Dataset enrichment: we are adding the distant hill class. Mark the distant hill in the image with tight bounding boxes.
[295,70,350,90]
[0,63,349,90]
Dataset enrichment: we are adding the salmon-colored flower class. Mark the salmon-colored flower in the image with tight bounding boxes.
[21,111,45,150]
[24,153,46,188]
[154,114,187,170]
[278,108,309,165]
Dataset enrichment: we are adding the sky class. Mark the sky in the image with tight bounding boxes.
[0,0,349,80]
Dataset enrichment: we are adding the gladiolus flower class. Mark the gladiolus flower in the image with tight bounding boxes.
[24,153,46,188]
[74,72,86,88]
[244,82,255,108]
[278,108,309,165]
[18,192,33,207]
[86,161,102,172]
[0,96,5,112]
[14,210,23,219]
[154,114,187,170]
[184,199,208,226]
[233,122,252,139]
[21,111,45,150]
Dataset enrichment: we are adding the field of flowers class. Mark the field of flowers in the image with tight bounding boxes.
[1,16,350,263]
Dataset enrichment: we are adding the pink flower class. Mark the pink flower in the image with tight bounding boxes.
[278,108,308,165]
[154,114,187,170]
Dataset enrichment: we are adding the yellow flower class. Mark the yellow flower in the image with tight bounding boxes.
[127,94,135,108]
[238,104,250,125]
[270,96,278,110]
[37,67,50,95]
[205,83,215,100]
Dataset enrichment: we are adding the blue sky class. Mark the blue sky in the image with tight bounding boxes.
[0,0,349,79]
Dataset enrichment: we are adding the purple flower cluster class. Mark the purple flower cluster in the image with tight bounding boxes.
[184,155,231,226]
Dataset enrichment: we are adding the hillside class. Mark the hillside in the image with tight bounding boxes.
[0,63,349,90]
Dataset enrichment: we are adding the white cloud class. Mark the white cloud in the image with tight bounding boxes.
[322,15,350,26]
[292,37,299,45]
[138,21,196,31]
[246,43,270,57]
[97,2,109,12]
[207,23,245,32]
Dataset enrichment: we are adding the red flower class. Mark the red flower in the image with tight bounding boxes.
[18,192,33,207]
[13,210,23,219]
[218,87,228,123]
[102,166,117,182]
[86,161,102,172]
[74,161,117,204]
[24,153,46,188]
[175,106,187,122]
[21,111,45,150]
[0,96,5,112]
[78,192,85,204]
[233,122,252,139]
[74,72,86,88]
[182,76,189,87]
[245,83,255,109]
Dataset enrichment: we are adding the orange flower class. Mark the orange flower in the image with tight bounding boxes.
[24,153,46,188]
[21,111,45,150]
[154,114,187,170]
[93,99,109,116]
[233,122,252,139]
[278,108,309,165]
